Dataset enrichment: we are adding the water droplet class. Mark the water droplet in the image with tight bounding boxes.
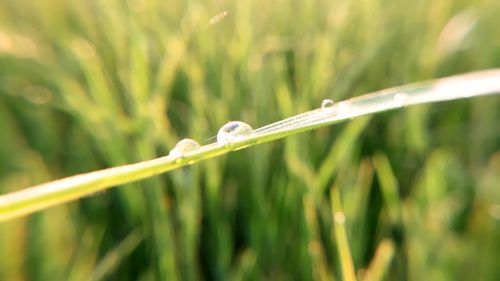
[321,99,335,109]
[217,121,254,143]
[169,138,200,158]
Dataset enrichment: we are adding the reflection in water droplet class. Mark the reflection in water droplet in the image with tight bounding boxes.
[217,121,254,143]
[169,138,200,158]
[321,99,335,109]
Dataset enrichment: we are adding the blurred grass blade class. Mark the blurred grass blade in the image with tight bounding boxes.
[88,230,143,281]
[228,250,257,281]
[303,195,334,280]
[330,187,357,281]
[364,240,396,281]
[0,69,499,222]
[373,153,402,225]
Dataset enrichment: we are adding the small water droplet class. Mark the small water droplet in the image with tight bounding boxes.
[217,121,254,143]
[169,138,200,158]
[321,99,335,109]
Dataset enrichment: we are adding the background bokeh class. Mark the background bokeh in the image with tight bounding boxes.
[1,0,500,280]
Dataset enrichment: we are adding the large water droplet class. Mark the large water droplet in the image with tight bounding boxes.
[321,99,335,109]
[169,138,200,158]
[217,121,254,143]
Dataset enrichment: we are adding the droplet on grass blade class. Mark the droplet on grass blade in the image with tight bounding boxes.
[321,99,335,109]
[169,139,200,158]
[217,121,254,144]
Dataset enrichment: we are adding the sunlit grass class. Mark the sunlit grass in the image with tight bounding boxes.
[1,0,500,280]
[1,69,499,222]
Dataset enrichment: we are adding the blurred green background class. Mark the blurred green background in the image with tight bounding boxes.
[1,0,500,280]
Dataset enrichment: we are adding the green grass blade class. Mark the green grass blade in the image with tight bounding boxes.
[0,69,499,222]
[364,240,396,281]
[87,230,143,281]
[331,187,357,281]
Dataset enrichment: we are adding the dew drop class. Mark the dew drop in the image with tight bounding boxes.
[321,99,335,109]
[217,121,254,143]
[169,138,200,158]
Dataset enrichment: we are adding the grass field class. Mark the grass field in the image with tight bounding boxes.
[1,0,500,280]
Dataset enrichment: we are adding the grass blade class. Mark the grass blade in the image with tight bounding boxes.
[0,69,499,222]
[331,187,357,281]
